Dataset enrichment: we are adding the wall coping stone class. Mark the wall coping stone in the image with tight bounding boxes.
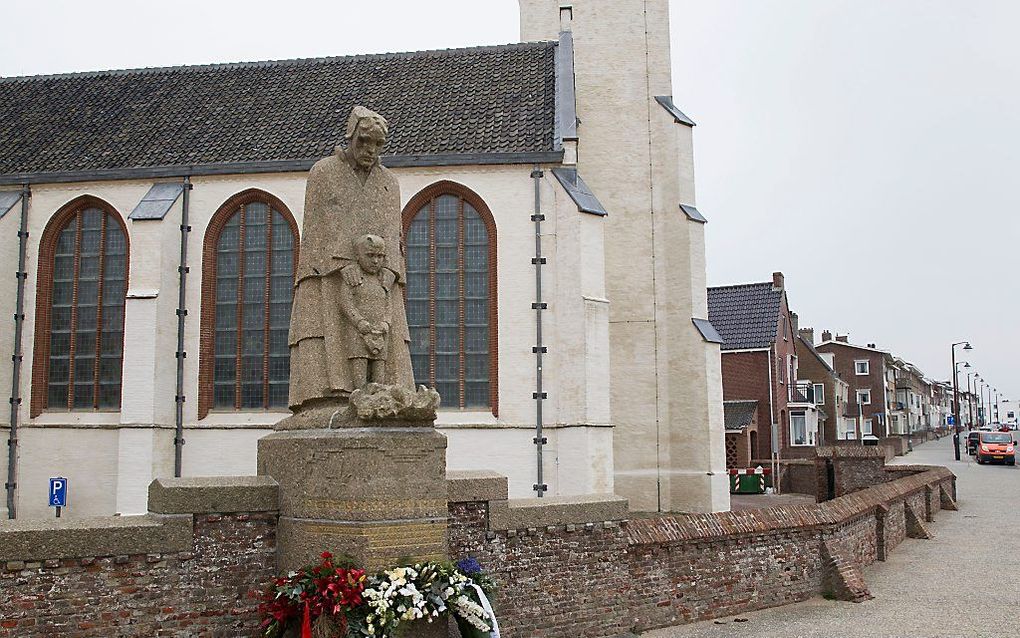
[447,470,509,503]
[148,475,279,514]
[627,467,954,545]
[0,514,192,562]
[489,493,628,530]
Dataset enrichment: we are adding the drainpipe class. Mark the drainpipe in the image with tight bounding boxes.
[531,166,547,497]
[6,185,30,518]
[173,177,192,477]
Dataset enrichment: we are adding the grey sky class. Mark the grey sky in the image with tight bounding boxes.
[2,1,1014,405]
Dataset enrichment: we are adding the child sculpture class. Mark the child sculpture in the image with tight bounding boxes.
[338,234,395,389]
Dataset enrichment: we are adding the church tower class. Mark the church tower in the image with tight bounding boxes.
[520,0,728,512]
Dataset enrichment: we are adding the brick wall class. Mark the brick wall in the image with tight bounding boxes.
[449,466,956,638]
[0,468,957,638]
[0,512,276,637]
[721,351,773,460]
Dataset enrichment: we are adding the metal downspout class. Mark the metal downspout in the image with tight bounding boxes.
[173,177,192,477]
[6,185,30,518]
[531,166,547,497]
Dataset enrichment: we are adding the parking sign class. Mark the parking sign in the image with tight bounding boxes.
[49,477,68,507]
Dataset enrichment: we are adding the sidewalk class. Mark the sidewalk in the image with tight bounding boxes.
[645,435,1018,638]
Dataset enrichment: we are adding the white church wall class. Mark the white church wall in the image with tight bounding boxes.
[0,195,19,427]
[522,0,728,511]
[7,160,616,516]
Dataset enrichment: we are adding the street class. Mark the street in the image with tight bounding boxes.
[645,434,1020,638]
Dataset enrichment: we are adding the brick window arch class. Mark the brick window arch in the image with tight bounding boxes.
[402,181,498,415]
[31,196,129,417]
[199,189,298,418]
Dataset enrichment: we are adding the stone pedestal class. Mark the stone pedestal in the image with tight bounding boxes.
[257,423,448,572]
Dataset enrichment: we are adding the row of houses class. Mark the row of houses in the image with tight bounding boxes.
[709,272,972,469]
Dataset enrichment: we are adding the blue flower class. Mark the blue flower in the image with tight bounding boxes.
[456,557,483,575]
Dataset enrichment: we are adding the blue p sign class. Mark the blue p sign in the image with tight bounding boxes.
[49,477,68,507]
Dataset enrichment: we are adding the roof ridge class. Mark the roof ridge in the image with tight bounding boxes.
[707,281,776,291]
[0,40,557,84]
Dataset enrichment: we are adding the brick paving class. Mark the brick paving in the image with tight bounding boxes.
[644,434,1020,638]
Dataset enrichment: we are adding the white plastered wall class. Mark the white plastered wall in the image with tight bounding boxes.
[7,162,613,516]
[521,0,727,511]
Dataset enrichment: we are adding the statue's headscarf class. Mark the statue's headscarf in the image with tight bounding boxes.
[345,105,389,139]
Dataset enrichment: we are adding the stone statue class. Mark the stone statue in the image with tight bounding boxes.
[285,105,437,427]
[338,234,394,387]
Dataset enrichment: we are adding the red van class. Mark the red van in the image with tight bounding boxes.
[975,432,1015,465]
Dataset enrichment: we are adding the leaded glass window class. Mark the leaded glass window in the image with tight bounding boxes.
[208,198,295,411]
[406,190,494,410]
[43,205,127,410]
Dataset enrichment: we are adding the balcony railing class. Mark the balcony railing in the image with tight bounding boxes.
[790,382,815,404]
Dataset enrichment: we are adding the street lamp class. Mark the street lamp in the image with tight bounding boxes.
[966,372,976,429]
[976,377,985,426]
[951,341,972,460]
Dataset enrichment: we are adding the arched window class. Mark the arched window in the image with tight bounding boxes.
[31,196,129,416]
[402,182,498,414]
[199,190,298,418]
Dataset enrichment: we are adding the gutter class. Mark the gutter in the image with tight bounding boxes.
[5,185,29,518]
[0,152,565,187]
[531,166,547,498]
[173,177,192,477]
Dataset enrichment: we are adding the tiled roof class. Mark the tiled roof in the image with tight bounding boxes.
[707,282,783,350]
[0,42,558,178]
[724,400,758,431]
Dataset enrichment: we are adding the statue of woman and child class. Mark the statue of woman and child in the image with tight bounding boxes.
[285,106,438,426]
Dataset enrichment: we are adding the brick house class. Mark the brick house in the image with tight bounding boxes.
[815,333,891,439]
[796,328,849,446]
[708,272,820,467]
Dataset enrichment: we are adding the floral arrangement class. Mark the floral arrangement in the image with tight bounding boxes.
[259,553,497,638]
[259,552,367,637]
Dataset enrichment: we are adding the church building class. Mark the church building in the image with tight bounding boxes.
[0,0,727,519]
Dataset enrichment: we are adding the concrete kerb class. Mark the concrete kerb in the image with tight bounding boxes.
[148,475,280,514]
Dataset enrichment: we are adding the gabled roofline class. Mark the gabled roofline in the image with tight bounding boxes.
[0,151,565,186]
[816,339,890,355]
[796,334,836,374]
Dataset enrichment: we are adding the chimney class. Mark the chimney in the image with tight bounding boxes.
[789,311,799,333]
[821,330,832,342]
[772,271,784,290]
[799,327,815,344]
[867,343,876,349]
[836,334,849,343]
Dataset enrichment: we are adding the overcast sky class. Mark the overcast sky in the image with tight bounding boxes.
[2,1,1015,407]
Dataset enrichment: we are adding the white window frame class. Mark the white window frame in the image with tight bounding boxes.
[790,411,811,446]
[813,383,825,405]
[855,359,870,375]
[861,416,873,435]
[857,389,872,405]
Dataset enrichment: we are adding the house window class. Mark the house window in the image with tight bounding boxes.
[857,389,872,405]
[199,190,297,417]
[861,416,873,435]
[813,383,825,405]
[855,359,870,375]
[403,182,498,413]
[31,197,128,415]
[790,411,810,446]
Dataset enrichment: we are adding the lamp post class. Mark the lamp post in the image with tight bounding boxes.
[976,377,985,426]
[950,341,972,460]
[955,361,970,435]
[966,372,975,429]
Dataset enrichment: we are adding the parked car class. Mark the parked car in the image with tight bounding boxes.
[975,432,1015,465]
[967,431,982,455]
